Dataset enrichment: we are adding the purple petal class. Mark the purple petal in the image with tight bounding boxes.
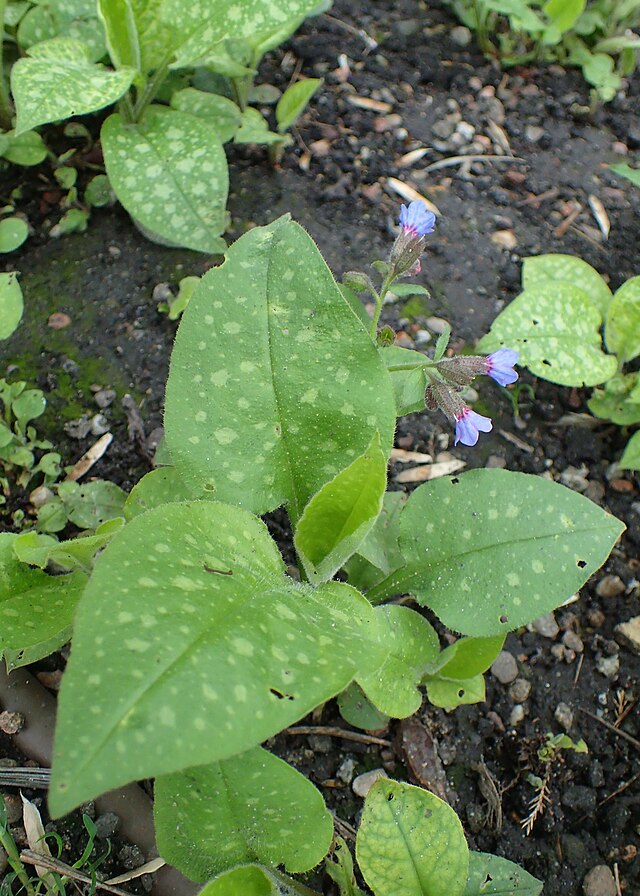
[399,200,436,237]
[454,408,493,447]
[486,348,519,387]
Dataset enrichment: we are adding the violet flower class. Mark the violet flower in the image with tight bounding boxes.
[399,201,436,237]
[485,348,519,387]
[454,407,493,447]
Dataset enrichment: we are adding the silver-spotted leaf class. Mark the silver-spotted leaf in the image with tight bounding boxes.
[164,217,396,521]
[357,779,469,896]
[294,432,387,583]
[101,107,228,254]
[170,88,241,142]
[605,276,640,362]
[367,469,624,636]
[49,500,380,815]
[155,747,332,879]
[522,253,612,317]
[477,283,616,386]
[12,39,135,135]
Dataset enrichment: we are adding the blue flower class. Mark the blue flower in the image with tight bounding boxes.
[485,348,519,387]
[454,407,493,447]
[399,201,436,238]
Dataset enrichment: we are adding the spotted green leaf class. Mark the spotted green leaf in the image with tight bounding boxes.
[17,0,106,60]
[357,779,469,896]
[162,0,327,68]
[605,276,640,362]
[101,107,228,254]
[164,217,396,522]
[276,78,322,132]
[464,852,542,896]
[49,500,382,815]
[356,605,440,718]
[97,0,141,72]
[123,467,213,519]
[477,283,617,386]
[366,469,625,637]
[0,533,87,670]
[13,519,124,572]
[618,431,640,472]
[155,747,332,879]
[522,253,612,317]
[0,272,23,340]
[11,39,135,136]
[588,372,640,424]
[294,433,387,583]
[170,88,242,142]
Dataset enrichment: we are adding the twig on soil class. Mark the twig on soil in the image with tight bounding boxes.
[322,13,378,52]
[285,725,391,747]
[20,850,133,896]
[614,863,622,896]
[65,433,113,482]
[423,154,525,174]
[0,766,50,789]
[596,772,640,811]
[578,708,640,751]
[572,652,584,687]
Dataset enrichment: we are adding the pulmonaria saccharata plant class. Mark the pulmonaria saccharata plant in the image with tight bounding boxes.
[0,205,625,896]
[348,200,519,447]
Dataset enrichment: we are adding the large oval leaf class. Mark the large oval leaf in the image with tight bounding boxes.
[101,106,228,254]
[478,283,617,386]
[155,746,332,879]
[356,779,469,896]
[367,469,624,636]
[164,217,396,521]
[522,253,612,317]
[12,39,134,135]
[50,500,380,816]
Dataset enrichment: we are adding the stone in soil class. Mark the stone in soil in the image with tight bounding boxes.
[531,613,560,639]
[582,865,617,896]
[490,650,518,684]
[614,616,640,655]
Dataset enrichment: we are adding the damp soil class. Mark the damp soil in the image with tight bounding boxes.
[1,1,640,894]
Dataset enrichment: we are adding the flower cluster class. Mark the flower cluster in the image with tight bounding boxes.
[427,349,519,446]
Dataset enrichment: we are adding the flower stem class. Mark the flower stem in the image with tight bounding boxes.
[369,272,394,338]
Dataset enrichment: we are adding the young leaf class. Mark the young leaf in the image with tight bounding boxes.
[425,674,485,709]
[3,130,47,166]
[338,682,390,731]
[618,431,640,472]
[521,253,612,317]
[344,490,407,592]
[276,78,322,132]
[198,865,318,896]
[123,466,212,519]
[11,39,135,135]
[49,500,382,815]
[367,469,625,637]
[13,519,124,572]
[294,432,387,583]
[0,533,87,670]
[382,346,428,416]
[170,88,242,143]
[97,0,141,71]
[164,217,396,521]
[464,852,542,895]
[234,107,286,145]
[326,837,366,896]
[101,107,228,254]
[605,276,640,362]
[356,605,440,718]
[0,217,27,253]
[610,162,640,188]
[59,480,126,530]
[0,272,23,340]
[356,779,469,896]
[155,747,332,879]
[588,372,640,425]
[426,635,505,680]
[477,283,617,386]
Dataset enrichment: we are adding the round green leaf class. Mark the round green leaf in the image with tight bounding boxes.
[198,866,273,896]
[0,272,24,339]
[155,747,332,879]
[478,283,617,386]
[3,130,47,166]
[368,469,625,636]
[101,107,228,254]
[357,779,469,896]
[605,276,640,362]
[0,218,28,253]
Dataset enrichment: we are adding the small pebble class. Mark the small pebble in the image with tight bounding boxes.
[486,710,505,733]
[91,413,110,436]
[614,616,640,655]
[531,612,560,639]
[336,758,356,784]
[117,844,145,870]
[450,25,472,46]
[588,609,605,628]
[491,650,518,684]
[596,653,620,678]
[352,768,388,798]
[94,812,120,839]
[29,485,54,509]
[582,864,617,896]
[414,329,431,345]
[551,644,565,660]
[554,702,574,731]
[425,316,450,334]
[486,455,507,469]
[0,711,24,735]
[308,735,332,753]
[94,389,116,409]
[563,631,584,653]
[596,575,626,598]
[509,678,531,703]
[509,704,525,726]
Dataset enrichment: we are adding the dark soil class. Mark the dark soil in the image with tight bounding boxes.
[1,1,639,894]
